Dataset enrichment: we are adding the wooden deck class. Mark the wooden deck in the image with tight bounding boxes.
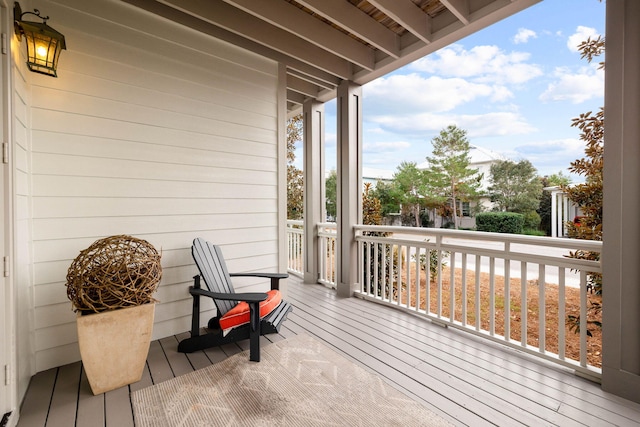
[16,279,640,427]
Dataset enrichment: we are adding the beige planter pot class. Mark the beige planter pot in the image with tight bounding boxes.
[77,303,155,395]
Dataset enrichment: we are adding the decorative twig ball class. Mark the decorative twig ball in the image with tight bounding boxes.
[66,235,162,313]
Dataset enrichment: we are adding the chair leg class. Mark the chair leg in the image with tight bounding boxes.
[249,301,261,362]
[190,276,202,337]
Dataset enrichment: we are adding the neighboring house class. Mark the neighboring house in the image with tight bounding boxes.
[545,186,583,238]
[362,166,394,188]
[417,145,508,228]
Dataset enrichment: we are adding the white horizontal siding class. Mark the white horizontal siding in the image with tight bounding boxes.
[13,30,35,403]
[25,0,283,371]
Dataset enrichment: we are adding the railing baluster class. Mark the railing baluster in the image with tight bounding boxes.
[521,261,528,347]
[396,244,402,305]
[405,245,412,309]
[450,251,456,323]
[368,241,374,297]
[539,264,546,354]
[475,255,481,332]
[461,253,467,326]
[580,270,588,367]
[504,242,511,341]
[489,257,495,336]
[426,248,431,314]
[414,246,421,312]
[381,243,387,301]
[330,234,336,285]
[437,248,443,317]
[559,267,566,360]
[320,231,326,283]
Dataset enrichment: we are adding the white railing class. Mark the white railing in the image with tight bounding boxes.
[285,220,337,287]
[285,221,602,377]
[286,220,304,277]
[318,223,337,288]
[354,225,602,380]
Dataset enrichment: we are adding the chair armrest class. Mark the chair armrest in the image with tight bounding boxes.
[189,287,268,303]
[229,272,288,279]
[229,272,288,290]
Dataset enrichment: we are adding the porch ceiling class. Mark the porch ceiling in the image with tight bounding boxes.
[123,0,541,114]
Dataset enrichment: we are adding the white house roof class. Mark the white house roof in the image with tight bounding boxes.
[363,167,394,181]
[467,145,509,164]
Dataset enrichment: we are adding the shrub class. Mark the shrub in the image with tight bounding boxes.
[414,248,448,280]
[522,210,541,230]
[476,212,524,234]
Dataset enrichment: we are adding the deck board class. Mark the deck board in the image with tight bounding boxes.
[15,279,640,427]
[15,369,56,427]
[45,362,81,427]
[327,287,640,425]
[76,370,104,427]
[104,385,133,427]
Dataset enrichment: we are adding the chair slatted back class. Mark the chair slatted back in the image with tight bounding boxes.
[192,238,237,316]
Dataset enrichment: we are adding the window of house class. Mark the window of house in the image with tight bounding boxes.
[462,201,470,217]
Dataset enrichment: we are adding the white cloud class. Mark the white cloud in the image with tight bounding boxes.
[364,141,411,153]
[458,113,537,137]
[410,44,543,85]
[567,26,600,52]
[364,73,496,113]
[368,111,536,138]
[513,28,537,44]
[490,85,514,102]
[539,65,604,104]
[514,138,584,157]
[508,138,585,178]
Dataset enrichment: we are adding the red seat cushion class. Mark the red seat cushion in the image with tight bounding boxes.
[219,289,282,333]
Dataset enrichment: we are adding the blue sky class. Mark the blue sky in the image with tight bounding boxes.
[299,0,606,182]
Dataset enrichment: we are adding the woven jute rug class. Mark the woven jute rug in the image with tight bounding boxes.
[131,334,451,426]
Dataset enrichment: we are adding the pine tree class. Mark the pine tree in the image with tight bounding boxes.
[427,125,482,228]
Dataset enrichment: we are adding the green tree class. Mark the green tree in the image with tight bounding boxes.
[287,115,304,219]
[371,180,399,219]
[488,160,543,213]
[427,125,482,229]
[362,183,382,226]
[390,162,426,227]
[325,170,337,220]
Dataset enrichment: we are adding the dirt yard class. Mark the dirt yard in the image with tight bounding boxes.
[398,265,602,367]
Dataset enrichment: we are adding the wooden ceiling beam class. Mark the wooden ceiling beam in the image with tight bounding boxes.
[441,0,470,25]
[223,0,376,70]
[286,90,306,105]
[295,0,401,58]
[366,0,433,44]
[287,69,337,91]
[158,0,353,79]
[287,75,322,98]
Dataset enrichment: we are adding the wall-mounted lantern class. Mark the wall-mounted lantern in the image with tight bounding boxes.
[13,2,66,77]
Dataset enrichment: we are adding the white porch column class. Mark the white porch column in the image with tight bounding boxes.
[303,99,325,284]
[336,81,362,298]
[602,0,640,404]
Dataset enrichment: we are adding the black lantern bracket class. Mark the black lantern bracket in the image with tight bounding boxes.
[13,2,66,77]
